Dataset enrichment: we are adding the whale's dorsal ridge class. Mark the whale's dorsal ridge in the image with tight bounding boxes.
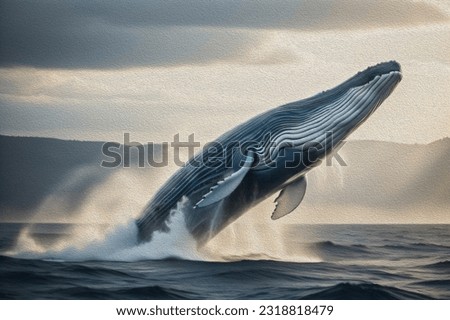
[195,151,255,208]
[271,176,307,220]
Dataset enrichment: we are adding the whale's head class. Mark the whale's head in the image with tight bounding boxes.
[277,61,402,155]
[319,60,401,143]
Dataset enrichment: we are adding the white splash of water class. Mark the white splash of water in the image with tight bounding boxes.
[12,197,201,261]
[9,166,319,263]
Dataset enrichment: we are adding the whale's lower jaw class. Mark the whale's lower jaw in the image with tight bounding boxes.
[136,62,402,245]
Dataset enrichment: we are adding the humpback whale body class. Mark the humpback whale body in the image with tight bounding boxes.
[137,61,402,245]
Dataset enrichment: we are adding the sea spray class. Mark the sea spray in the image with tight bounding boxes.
[9,165,319,262]
[201,202,321,263]
[10,167,154,254]
[11,199,201,261]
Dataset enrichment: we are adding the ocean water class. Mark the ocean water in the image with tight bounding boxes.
[0,223,449,299]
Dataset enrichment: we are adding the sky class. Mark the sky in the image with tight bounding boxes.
[0,0,449,144]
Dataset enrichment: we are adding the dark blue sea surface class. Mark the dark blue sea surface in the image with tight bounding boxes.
[0,224,449,299]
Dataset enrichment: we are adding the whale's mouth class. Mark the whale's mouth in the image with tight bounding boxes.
[352,60,402,88]
[303,61,402,105]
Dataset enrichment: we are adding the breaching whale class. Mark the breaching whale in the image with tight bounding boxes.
[137,61,402,245]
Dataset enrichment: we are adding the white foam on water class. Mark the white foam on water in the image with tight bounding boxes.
[11,197,202,261]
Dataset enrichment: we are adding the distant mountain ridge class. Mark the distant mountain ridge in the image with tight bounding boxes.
[0,135,105,212]
[307,138,450,208]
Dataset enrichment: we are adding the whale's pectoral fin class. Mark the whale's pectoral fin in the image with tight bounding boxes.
[271,176,307,220]
[195,151,254,208]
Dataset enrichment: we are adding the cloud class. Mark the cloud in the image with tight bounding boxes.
[70,0,448,30]
[0,0,447,69]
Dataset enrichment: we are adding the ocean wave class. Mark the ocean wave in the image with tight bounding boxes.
[314,240,368,249]
[411,280,450,288]
[423,260,450,269]
[311,241,371,255]
[58,264,137,281]
[301,282,433,300]
[378,243,450,251]
[50,285,192,299]
[116,285,195,299]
